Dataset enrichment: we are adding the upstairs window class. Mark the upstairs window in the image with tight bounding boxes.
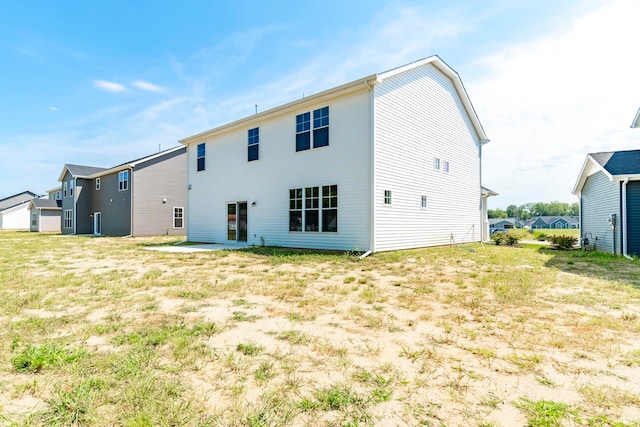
[296,112,311,151]
[248,128,259,161]
[443,161,450,173]
[197,143,206,171]
[313,107,329,148]
[119,170,129,191]
[384,190,392,205]
[69,180,73,197]
[96,178,101,191]
[63,182,68,198]
[296,106,329,151]
[434,158,441,171]
[421,195,428,208]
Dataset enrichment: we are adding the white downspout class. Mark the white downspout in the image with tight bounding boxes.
[622,178,632,259]
[366,78,377,255]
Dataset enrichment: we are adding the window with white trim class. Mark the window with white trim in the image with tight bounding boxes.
[64,210,72,228]
[421,195,428,208]
[384,190,392,205]
[31,212,37,227]
[173,207,184,228]
[63,182,68,198]
[289,185,337,232]
[434,158,440,171]
[96,178,101,190]
[248,128,259,161]
[443,161,450,173]
[197,143,206,171]
[118,170,129,191]
[296,106,329,152]
[69,180,73,197]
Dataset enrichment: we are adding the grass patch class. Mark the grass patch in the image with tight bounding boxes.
[2,232,640,425]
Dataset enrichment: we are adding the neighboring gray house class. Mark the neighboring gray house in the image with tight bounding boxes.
[489,218,518,231]
[0,191,38,230]
[524,216,579,229]
[572,149,640,256]
[58,146,187,236]
[29,198,62,232]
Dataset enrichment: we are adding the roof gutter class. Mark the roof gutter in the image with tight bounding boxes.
[179,75,377,145]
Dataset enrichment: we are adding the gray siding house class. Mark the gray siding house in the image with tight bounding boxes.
[573,149,640,256]
[523,216,579,229]
[58,146,187,236]
[29,198,62,232]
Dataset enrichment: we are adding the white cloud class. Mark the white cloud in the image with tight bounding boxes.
[93,79,127,93]
[132,80,166,93]
[48,106,60,112]
[468,0,640,207]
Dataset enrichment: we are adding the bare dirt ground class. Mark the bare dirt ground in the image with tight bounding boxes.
[1,233,639,426]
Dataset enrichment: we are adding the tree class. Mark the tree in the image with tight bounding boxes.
[506,204,519,218]
[569,202,579,216]
[495,201,578,218]
[488,208,508,219]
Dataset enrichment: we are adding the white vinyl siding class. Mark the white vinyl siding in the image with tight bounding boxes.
[581,171,621,254]
[373,62,482,251]
[187,91,371,250]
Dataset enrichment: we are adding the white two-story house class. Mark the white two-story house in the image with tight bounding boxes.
[179,55,490,252]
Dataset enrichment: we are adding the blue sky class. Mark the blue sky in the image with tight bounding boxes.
[1,0,639,208]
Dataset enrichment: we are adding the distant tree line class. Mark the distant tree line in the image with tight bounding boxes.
[488,201,579,219]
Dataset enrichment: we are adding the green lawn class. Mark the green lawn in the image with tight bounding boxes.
[0,231,639,426]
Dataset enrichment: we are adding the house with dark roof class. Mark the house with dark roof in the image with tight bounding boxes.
[523,216,579,229]
[573,149,640,256]
[59,146,187,236]
[0,191,39,230]
[489,218,519,232]
[29,198,62,232]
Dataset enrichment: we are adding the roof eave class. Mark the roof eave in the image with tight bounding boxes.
[611,173,640,181]
[377,55,488,142]
[631,107,640,128]
[572,154,614,195]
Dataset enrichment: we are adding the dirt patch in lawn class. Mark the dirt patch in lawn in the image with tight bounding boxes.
[0,234,639,426]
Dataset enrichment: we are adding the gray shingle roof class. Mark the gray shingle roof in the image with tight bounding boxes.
[31,199,62,209]
[590,150,640,176]
[65,164,108,177]
[0,191,38,211]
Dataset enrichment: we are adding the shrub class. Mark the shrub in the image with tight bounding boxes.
[548,235,578,250]
[491,231,520,246]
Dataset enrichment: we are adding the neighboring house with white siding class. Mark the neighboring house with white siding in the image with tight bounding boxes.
[180,56,490,252]
[0,191,38,230]
[573,149,640,256]
[58,146,187,236]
